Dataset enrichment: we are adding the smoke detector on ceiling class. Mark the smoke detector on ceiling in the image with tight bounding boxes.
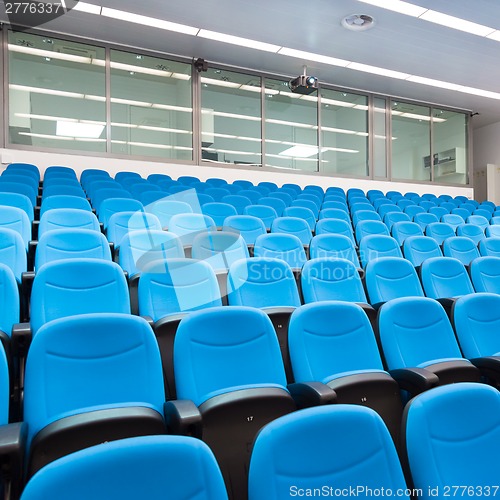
[341,14,375,31]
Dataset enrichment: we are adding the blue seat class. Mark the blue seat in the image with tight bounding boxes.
[167,213,216,248]
[255,197,286,217]
[474,208,492,220]
[486,225,500,238]
[177,175,200,185]
[205,177,227,187]
[419,200,437,212]
[442,236,480,266]
[452,207,471,220]
[321,200,348,211]
[201,202,237,227]
[0,206,31,250]
[0,263,20,341]
[40,195,92,218]
[236,189,261,204]
[107,212,162,248]
[377,204,401,219]
[221,194,252,215]
[2,171,39,192]
[243,204,278,230]
[39,209,100,239]
[355,220,390,245]
[349,201,374,213]
[35,229,111,270]
[291,199,319,218]
[192,231,249,271]
[403,235,442,267]
[204,187,230,202]
[441,213,464,231]
[0,228,27,283]
[98,198,144,229]
[309,234,360,266]
[359,235,402,268]
[413,212,439,231]
[281,183,302,195]
[146,174,171,185]
[80,170,110,191]
[469,256,500,293]
[404,205,426,219]
[0,192,34,222]
[91,188,133,214]
[0,180,37,206]
[467,215,489,232]
[254,233,307,269]
[404,383,500,496]
[439,201,456,212]
[420,257,475,299]
[391,221,423,246]
[383,211,410,231]
[319,208,351,224]
[222,215,267,246]
[373,198,393,211]
[271,217,312,246]
[145,200,193,229]
[352,210,382,227]
[170,306,296,499]
[367,189,384,202]
[268,191,293,207]
[115,171,142,184]
[428,206,448,219]
[396,198,415,210]
[315,219,355,245]
[378,297,480,395]
[365,257,424,305]
[6,162,39,180]
[456,223,485,246]
[480,237,500,257]
[232,180,254,190]
[282,206,316,231]
[296,193,321,208]
[289,302,403,441]
[30,259,130,335]
[137,190,165,206]
[21,435,228,500]
[42,184,86,200]
[425,222,455,246]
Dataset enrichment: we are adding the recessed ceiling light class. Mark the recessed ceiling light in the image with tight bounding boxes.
[341,14,375,31]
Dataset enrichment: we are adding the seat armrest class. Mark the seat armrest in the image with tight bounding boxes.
[140,316,154,329]
[0,422,27,499]
[436,298,456,319]
[287,382,337,409]
[31,220,39,241]
[108,242,115,261]
[21,272,35,322]
[164,400,203,438]
[27,241,37,272]
[389,367,439,396]
[11,323,32,359]
[470,357,500,383]
[247,244,255,257]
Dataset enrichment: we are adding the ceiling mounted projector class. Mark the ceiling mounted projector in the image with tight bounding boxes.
[289,74,318,95]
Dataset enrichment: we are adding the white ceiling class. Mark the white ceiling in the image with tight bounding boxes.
[2,0,500,129]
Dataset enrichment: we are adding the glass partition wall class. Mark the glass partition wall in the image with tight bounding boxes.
[5,29,470,186]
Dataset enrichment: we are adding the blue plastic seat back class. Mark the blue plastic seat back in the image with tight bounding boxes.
[177,175,200,185]
[301,258,367,303]
[192,231,249,271]
[0,206,31,250]
[296,193,321,209]
[271,217,312,246]
[7,162,39,180]
[220,194,252,215]
[145,200,193,229]
[0,180,37,206]
[347,188,365,199]
[365,257,424,304]
[457,223,485,245]
[474,208,492,220]
[233,180,254,190]
[441,213,465,230]
[359,235,402,268]
[268,191,293,207]
[321,200,348,212]
[115,171,142,183]
[467,215,489,231]
[373,198,392,211]
[98,198,144,228]
[404,205,426,219]
[378,297,463,370]
[91,188,133,214]
[167,213,216,247]
[419,200,437,212]
[403,235,442,267]
[227,257,300,308]
[452,207,471,220]
[281,183,301,195]
[258,181,278,192]
[129,183,161,200]
[428,206,448,219]
[459,202,475,214]
[310,234,360,266]
[383,211,410,231]
[391,221,423,246]
[80,169,110,191]
[86,180,122,198]
[469,256,500,294]
[174,306,287,406]
[367,189,384,202]
[0,228,27,282]
[204,187,230,202]
[405,383,500,494]
[236,189,261,204]
[282,207,316,231]
[485,225,500,238]
[290,199,319,218]
[352,210,382,228]
[222,215,267,246]
[0,192,34,221]
[202,202,238,227]
[1,172,38,191]
[439,201,456,212]
[425,222,455,245]
[413,212,439,231]
[243,205,278,230]
[42,185,86,200]
[289,302,383,384]
[205,178,227,187]
[118,230,184,277]
[24,314,165,448]
[319,208,351,224]
[420,256,475,299]
[0,263,20,340]
[442,236,480,266]
[315,219,355,245]
[107,212,162,248]
[249,405,408,500]
[39,209,100,238]
[479,237,500,257]
[138,258,222,321]
[377,204,401,219]
[355,220,390,245]
[40,195,92,218]
[396,199,415,210]
[349,201,373,213]
[30,259,130,334]
[253,233,307,269]
[35,229,112,270]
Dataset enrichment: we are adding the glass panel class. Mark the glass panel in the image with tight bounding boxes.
[391,101,431,182]
[110,50,192,160]
[321,89,368,177]
[200,68,261,166]
[8,32,106,152]
[432,109,468,185]
[264,78,318,172]
[373,97,387,179]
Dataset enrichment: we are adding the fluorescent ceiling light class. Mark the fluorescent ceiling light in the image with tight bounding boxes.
[198,29,280,53]
[128,142,173,149]
[419,10,495,37]
[72,2,102,15]
[347,62,410,80]
[279,145,319,158]
[278,47,350,67]
[357,0,427,17]
[56,121,105,138]
[110,62,172,77]
[8,44,96,64]
[151,104,193,113]
[110,97,152,107]
[406,76,464,91]
[200,77,241,89]
[266,118,316,129]
[100,7,199,35]
[486,31,500,42]
[9,84,85,99]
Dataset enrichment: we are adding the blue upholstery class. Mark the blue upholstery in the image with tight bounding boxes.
[98,198,144,228]
[403,235,442,267]
[467,215,489,231]
[221,194,252,215]
[473,208,492,220]
[425,222,455,245]
[21,435,228,500]
[119,230,184,277]
[204,187,230,202]
[469,256,500,293]
[0,228,27,282]
[321,200,348,211]
[391,221,423,246]
[192,231,249,271]
[479,237,500,257]
[0,192,34,221]
[39,209,100,238]
[485,225,500,238]
[301,258,367,303]
[452,207,471,220]
[174,306,287,406]
[271,217,312,246]
[268,191,293,207]
[383,211,410,231]
[441,213,465,230]
[378,297,465,370]
[233,189,261,204]
[40,195,92,217]
[168,213,216,247]
[377,204,401,219]
[7,162,39,180]
[201,202,238,227]
[91,188,133,214]
[249,405,408,500]
[227,257,300,308]
[253,233,307,269]
[291,199,319,218]
[315,219,355,245]
[35,229,112,269]
[24,313,165,449]
[0,206,31,250]
[138,258,221,322]
[282,183,302,195]
[223,215,267,246]
[309,234,360,266]
[0,263,20,340]
[282,207,316,231]
[145,200,193,229]
[233,180,254,189]
[413,212,439,231]
[258,197,286,217]
[243,205,278,230]
[355,220,390,245]
[107,212,162,248]
[359,235,402,268]
[365,257,424,304]
[319,208,351,224]
[404,205,426,219]
[30,259,130,334]
[42,185,86,200]
[456,223,485,246]
[420,257,474,299]
[405,383,500,496]
[0,180,37,206]
[442,236,480,266]
[428,206,448,219]
[352,210,382,227]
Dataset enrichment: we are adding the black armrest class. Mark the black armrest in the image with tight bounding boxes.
[127,273,140,315]
[183,245,193,259]
[99,222,105,234]
[356,302,377,331]
[108,242,115,261]
[436,298,456,319]
[426,360,481,385]
[0,422,27,499]
[21,271,35,322]
[247,244,255,257]
[140,316,154,329]
[11,323,32,359]
[215,270,228,306]
[27,241,37,272]
[470,356,500,383]
[164,400,203,438]
[389,367,440,396]
[287,382,337,409]
[31,220,39,241]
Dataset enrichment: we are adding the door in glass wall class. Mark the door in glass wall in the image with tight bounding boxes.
[264,78,318,172]
[201,68,261,166]
[321,89,368,177]
[110,50,192,160]
[391,102,431,182]
[8,32,106,152]
[432,109,468,185]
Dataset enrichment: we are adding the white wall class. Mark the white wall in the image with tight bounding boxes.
[0,147,473,198]
[472,120,500,202]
